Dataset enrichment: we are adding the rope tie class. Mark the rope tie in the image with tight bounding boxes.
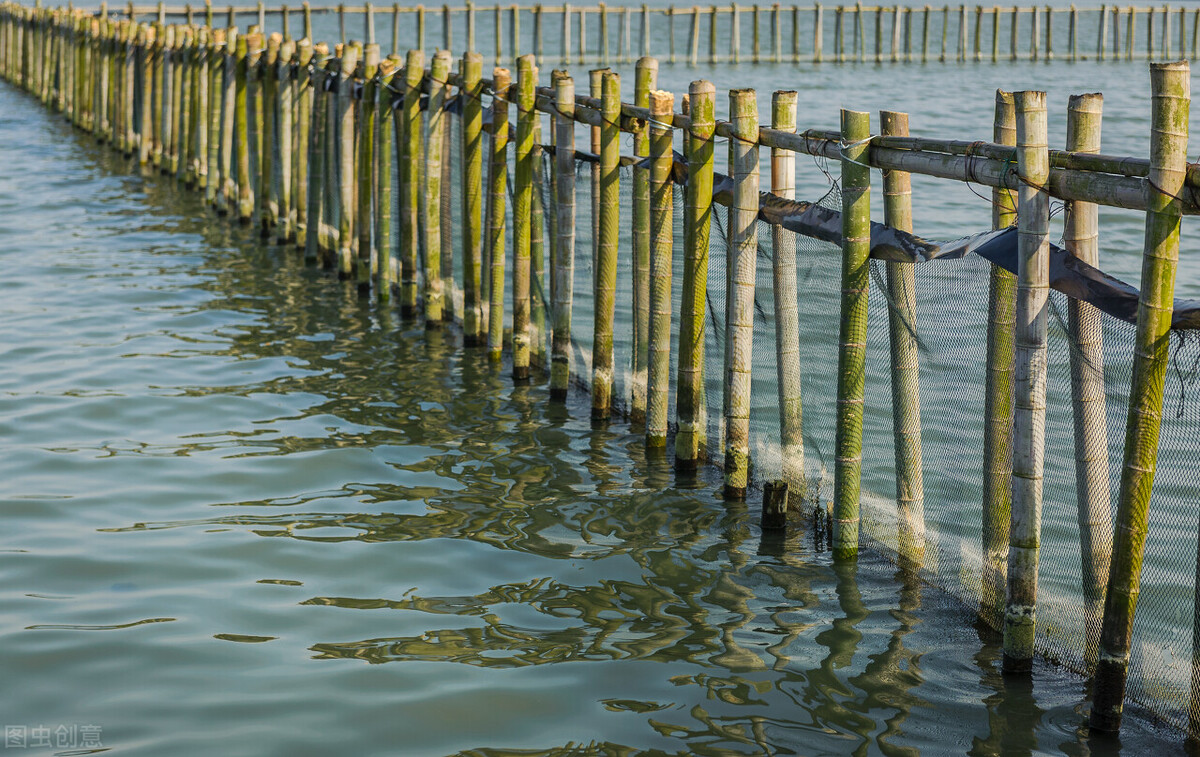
[838,134,875,170]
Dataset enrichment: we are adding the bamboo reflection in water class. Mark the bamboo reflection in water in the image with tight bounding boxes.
[967,634,1044,756]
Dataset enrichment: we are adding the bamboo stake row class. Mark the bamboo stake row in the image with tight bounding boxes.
[121,2,1200,66]
[0,4,1191,737]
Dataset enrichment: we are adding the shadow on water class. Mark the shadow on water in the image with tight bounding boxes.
[8,93,1187,756]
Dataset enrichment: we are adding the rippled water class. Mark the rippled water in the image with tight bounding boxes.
[0,43,1192,757]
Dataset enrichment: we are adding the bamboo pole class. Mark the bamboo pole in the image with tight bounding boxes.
[771,90,805,503]
[139,23,153,164]
[337,41,360,277]
[205,28,223,203]
[511,54,536,379]
[235,31,253,223]
[591,70,620,422]
[881,108,925,568]
[218,26,237,212]
[1092,60,1190,734]
[261,32,280,234]
[676,79,712,468]
[833,106,870,558]
[630,56,656,424]
[550,71,575,401]
[375,54,398,298]
[276,37,295,242]
[529,112,546,366]
[461,51,484,344]
[424,49,452,322]
[293,38,313,245]
[1003,89,1050,675]
[356,42,379,289]
[646,86,673,450]
[981,89,1016,631]
[486,65,510,360]
[321,53,340,262]
[399,48,423,315]
[1064,92,1111,671]
[724,88,758,500]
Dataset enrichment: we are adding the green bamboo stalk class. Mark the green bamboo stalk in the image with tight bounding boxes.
[1092,60,1190,734]
[261,32,280,235]
[139,23,153,164]
[205,29,223,205]
[276,37,295,242]
[630,55,657,424]
[169,26,182,176]
[981,89,1016,630]
[425,49,452,324]
[589,67,606,278]
[193,26,209,189]
[529,115,546,367]
[676,79,713,470]
[294,38,314,247]
[322,50,342,262]
[356,42,379,290]
[218,26,237,214]
[1064,92,1111,671]
[440,58,457,324]
[549,71,575,401]
[880,108,926,568]
[771,89,805,502]
[833,107,870,557]
[337,42,360,278]
[461,51,485,344]
[375,54,399,299]
[486,66,511,359]
[152,22,165,168]
[1003,89,1050,675]
[511,53,537,380]
[645,87,673,450]
[235,31,253,223]
[591,70,620,422]
[398,48,423,315]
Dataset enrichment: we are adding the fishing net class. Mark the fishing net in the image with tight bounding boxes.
[425,86,1200,733]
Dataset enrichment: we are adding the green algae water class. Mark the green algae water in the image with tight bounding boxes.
[0,41,1196,757]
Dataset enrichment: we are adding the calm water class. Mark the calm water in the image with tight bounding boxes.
[0,28,1196,757]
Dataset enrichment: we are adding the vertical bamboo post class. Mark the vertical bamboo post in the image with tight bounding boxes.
[425,49,451,322]
[261,33,280,234]
[1063,92,1111,670]
[139,23,153,164]
[1091,60,1190,734]
[1069,4,1076,60]
[550,72,575,401]
[276,37,296,241]
[494,5,502,62]
[1030,4,1039,59]
[646,87,674,450]
[1003,89,1050,675]
[631,56,657,424]
[771,90,805,501]
[814,2,822,61]
[724,88,758,500]
[689,6,700,65]
[444,4,452,51]
[675,78,713,465]
[374,54,398,297]
[922,4,929,61]
[461,51,485,344]
[880,109,926,568]
[337,42,360,277]
[219,26,237,213]
[356,42,379,289]
[235,31,253,223]
[205,29,223,203]
[833,107,870,558]
[399,49,423,315]
[529,108,546,367]
[710,4,719,63]
[561,3,571,63]
[981,90,1016,630]
[321,53,341,262]
[511,54,537,379]
[591,70,620,422]
[486,66,511,359]
[303,2,311,40]
[292,39,312,243]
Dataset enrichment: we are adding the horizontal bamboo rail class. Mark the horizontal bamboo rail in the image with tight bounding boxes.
[53,1,1200,65]
[0,1,1192,740]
